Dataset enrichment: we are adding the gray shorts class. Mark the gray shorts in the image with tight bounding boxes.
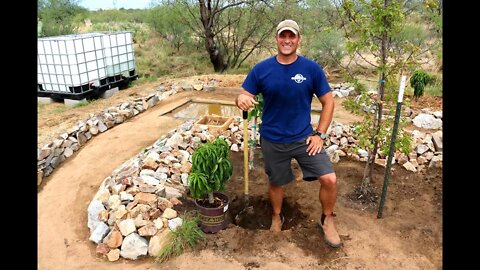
[260,137,334,186]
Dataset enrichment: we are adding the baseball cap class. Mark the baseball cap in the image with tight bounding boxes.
[276,19,300,35]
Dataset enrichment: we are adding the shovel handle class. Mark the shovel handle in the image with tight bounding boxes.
[243,110,249,196]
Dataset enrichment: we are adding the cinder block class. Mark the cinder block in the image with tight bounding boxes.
[38,97,55,104]
[100,87,119,99]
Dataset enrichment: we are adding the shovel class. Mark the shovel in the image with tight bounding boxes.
[235,110,254,223]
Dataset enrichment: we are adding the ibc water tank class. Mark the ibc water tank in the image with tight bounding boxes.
[37,31,137,100]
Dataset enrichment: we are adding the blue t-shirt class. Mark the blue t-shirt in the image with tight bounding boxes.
[242,55,331,143]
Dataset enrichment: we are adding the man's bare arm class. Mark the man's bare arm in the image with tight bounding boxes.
[316,91,334,134]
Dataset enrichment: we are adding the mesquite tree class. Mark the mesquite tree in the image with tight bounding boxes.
[178,0,276,72]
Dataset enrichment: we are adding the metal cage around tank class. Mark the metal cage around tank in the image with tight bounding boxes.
[37,31,138,100]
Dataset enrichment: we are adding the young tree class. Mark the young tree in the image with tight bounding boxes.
[336,0,440,189]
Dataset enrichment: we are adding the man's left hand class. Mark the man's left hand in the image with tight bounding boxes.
[306,135,323,156]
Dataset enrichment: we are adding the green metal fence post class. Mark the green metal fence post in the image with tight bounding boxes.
[377,75,407,218]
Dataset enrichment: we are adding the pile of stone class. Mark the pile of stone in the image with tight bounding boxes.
[331,82,356,98]
[323,121,442,172]
[37,81,215,186]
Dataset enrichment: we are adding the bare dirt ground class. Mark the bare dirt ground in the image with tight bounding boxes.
[37,74,442,269]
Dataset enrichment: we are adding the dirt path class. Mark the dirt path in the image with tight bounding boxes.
[38,77,442,269]
[38,93,194,269]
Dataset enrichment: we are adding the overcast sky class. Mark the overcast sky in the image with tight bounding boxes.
[79,0,154,10]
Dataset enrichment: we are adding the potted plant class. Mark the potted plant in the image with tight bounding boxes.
[188,137,233,233]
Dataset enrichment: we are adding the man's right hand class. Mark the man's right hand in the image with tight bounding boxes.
[236,91,258,111]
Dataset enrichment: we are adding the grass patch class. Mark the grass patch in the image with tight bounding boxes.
[73,99,91,108]
[424,83,442,97]
[424,73,442,97]
[155,212,205,263]
[52,107,67,113]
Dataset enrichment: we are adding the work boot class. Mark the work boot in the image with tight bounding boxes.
[319,213,342,248]
[270,213,284,232]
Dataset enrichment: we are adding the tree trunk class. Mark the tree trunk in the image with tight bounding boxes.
[208,192,215,205]
[205,30,227,72]
[199,0,227,72]
[361,0,389,187]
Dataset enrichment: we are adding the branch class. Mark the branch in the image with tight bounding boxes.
[216,0,246,14]
[355,51,379,68]
[236,24,275,68]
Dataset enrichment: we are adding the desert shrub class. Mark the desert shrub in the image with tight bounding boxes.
[305,29,345,68]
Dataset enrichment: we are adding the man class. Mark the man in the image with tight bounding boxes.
[235,19,341,248]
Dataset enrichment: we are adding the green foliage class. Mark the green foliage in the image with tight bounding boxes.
[353,80,367,95]
[377,118,412,156]
[135,43,214,79]
[73,99,92,108]
[38,0,87,36]
[347,89,412,157]
[423,0,442,36]
[87,9,149,24]
[342,96,362,114]
[305,28,346,68]
[52,107,67,114]
[342,92,375,115]
[155,213,205,263]
[341,0,408,71]
[423,72,442,97]
[410,69,433,99]
[212,1,278,70]
[134,74,158,85]
[90,22,151,43]
[336,0,441,183]
[248,94,264,122]
[394,23,429,47]
[38,20,43,37]
[146,4,194,52]
[343,78,368,97]
[178,0,277,71]
[352,113,412,157]
[188,138,233,203]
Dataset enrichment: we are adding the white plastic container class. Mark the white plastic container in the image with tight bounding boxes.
[37,31,136,96]
[103,32,135,78]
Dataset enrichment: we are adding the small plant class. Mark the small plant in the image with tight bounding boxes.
[247,94,263,168]
[155,213,205,263]
[247,93,263,123]
[188,137,233,206]
[410,70,433,99]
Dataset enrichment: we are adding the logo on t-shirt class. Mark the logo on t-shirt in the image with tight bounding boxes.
[291,74,306,83]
